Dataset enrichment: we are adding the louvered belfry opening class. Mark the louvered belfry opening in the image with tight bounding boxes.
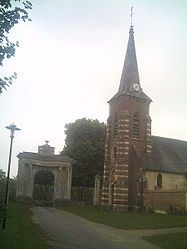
[133,112,140,138]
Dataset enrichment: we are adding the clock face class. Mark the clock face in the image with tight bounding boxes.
[132,82,140,92]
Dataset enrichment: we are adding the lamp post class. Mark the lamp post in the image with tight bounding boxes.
[2,123,21,229]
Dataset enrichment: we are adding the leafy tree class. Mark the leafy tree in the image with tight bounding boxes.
[0,169,17,202]
[9,176,17,200]
[62,118,106,187]
[0,0,32,94]
[0,169,6,180]
[0,169,6,202]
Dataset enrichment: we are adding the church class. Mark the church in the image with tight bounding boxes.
[101,24,187,212]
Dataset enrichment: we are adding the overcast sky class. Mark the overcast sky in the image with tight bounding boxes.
[1,0,187,176]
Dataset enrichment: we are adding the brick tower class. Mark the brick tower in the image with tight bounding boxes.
[101,25,152,210]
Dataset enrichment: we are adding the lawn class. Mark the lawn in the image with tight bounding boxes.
[1,203,186,249]
[0,202,50,249]
[144,232,187,249]
[61,205,187,230]
[62,206,187,249]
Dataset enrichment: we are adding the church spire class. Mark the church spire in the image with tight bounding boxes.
[118,25,140,94]
[109,12,151,103]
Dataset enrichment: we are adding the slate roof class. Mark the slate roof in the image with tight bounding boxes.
[17,152,73,163]
[146,136,187,174]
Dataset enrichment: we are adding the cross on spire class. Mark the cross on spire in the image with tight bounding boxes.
[130,6,134,26]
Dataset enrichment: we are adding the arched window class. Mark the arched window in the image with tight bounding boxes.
[157,174,162,188]
[113,113,118,138]
[133,112,140,138]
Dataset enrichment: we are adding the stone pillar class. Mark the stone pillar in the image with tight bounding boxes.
[56,167,63,200]
[16,159,24,197]
[69,166,72,199]
[23,163,32,198]
[53,169,59,200]
[28,163,33,198]
[66,167,72,200]
[94,175,101,205]
[61,168,67,199]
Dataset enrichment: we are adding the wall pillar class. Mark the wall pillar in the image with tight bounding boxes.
[16,159,24,197]
[28,163,33,198]
[94,175,101,205]
[66,167,72,200]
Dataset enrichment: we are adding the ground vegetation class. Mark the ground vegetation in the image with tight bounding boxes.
[0,202,49,249]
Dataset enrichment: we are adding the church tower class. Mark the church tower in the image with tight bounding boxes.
[101,24,152,210]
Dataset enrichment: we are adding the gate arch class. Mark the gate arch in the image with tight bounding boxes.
[33,170,55,206]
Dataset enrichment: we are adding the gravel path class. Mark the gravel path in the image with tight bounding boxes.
[32,206,162,249]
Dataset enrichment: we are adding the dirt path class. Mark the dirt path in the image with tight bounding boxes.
[32,206,162,249]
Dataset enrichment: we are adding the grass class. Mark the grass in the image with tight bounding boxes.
[144,232,187,249]
[61,205,187,230]
[62,206,187,249]
[0,202,50,249]
[0,203,186,249]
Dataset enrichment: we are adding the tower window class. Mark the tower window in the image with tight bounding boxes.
[133,112,140,138]
[113,113,118,138]
[157,174,162,189]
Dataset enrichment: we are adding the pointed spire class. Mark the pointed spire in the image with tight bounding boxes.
[108,23,151,103]
[108,8,151,103]
[118,25,140,94]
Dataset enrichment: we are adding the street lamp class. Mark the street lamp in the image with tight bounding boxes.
[2,123,21,229]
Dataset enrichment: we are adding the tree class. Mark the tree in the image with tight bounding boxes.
[0,169,6,180]
[9,176,17,200]
[0,169,17,202]
[0,0,32,94]
[62,118,106,187]
[0,169,6,202]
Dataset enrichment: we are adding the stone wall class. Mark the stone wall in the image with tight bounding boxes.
[145,191,187,211]
[146,171,187,190]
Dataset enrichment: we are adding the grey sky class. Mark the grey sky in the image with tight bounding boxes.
[0,0,187,176]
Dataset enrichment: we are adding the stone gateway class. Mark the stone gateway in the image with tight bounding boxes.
[16,141,74,206]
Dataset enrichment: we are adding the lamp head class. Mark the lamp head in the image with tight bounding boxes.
[6,123,21,138]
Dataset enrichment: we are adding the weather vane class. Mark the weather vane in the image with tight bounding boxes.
[130,6,134,26]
